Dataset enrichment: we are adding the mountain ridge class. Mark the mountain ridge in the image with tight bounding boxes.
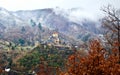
[0,7,102,45]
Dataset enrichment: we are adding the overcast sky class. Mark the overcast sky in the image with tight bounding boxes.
[0,0,120,21]
[0,0,119,11]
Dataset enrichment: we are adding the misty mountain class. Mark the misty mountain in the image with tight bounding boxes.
[0,7,28,28]
[0,7,101,44]
[14,8,101,39]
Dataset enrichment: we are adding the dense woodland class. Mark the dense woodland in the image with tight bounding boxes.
[0,6,120,75]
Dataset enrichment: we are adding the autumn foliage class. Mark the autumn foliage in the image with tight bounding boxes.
[60,40,120,75]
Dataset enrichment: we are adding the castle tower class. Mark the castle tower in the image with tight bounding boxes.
[52,32,60,45]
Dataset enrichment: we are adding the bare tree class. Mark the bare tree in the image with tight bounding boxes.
[101,5,120,60]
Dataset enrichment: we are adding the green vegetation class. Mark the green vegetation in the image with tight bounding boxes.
[19,51,40,70]
[38,22,42,30]
[18,39,25,46]
[30,19,36,27]
[21,26,26,32]
[17,45,73,72]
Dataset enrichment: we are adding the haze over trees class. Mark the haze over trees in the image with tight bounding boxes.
[0,5,120,75]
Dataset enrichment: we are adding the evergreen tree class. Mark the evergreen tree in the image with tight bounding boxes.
[38,22,42,30]
[21,26,25,32]
[30,19,36,27]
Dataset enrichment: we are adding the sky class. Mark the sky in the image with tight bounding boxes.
[0,0,119,11]
[0,0,120,21]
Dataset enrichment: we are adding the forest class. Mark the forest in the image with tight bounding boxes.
[0,5,120,75]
